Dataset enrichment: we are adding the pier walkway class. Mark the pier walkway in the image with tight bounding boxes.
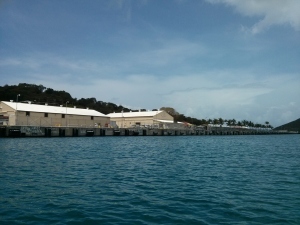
[0,126,295,137]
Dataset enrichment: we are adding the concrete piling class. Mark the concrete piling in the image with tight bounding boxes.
[0,126,293,138]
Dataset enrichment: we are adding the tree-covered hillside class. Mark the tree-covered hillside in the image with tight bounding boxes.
[0,83,274,127]
[0,83,130,115]
[274,118,300,132]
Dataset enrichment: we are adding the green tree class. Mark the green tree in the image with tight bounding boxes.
[219,118,224,125]
[213,118,219,124]
[160,107,178,116]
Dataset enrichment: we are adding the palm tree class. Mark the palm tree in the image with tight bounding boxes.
[219,118,224,125]
[241,120,248,126]
[213,118,219,125]
[232,119,236,126]
[227,119,232,126]
[200,119,207,125]
[248,121,254,127]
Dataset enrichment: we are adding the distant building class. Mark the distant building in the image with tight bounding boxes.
[0,101,110,127]
[107,110,174,128]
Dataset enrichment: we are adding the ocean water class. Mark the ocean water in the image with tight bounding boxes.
[0,135,300,225]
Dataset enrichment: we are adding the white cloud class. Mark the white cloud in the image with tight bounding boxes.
[107,0,147,22]
[16,67,297,127]
[1,46,299,127]
[134,39,206,66]
[206,0,300,33]
[1,61,299,127]
[0,58,41,69]
[0,38,204,77]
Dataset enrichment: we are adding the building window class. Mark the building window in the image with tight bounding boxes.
[91,116,94,120]
[45,113,48,117]
[62,114,65,118]
[26,111,30,116]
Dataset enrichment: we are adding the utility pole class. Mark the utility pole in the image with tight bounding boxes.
[66,101,69,127]
[16,94,20,125]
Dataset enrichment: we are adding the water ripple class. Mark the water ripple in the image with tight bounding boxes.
[1,135,300,224]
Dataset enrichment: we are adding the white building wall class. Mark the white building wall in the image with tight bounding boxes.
[0,101,110,127]
[109,111,174,128]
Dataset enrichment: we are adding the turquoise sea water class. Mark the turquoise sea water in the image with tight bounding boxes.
[1,135,300,224]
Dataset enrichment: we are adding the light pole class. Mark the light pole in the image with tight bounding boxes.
[16,94,20,109]
[66,101,69,127]
[16,94,20,125]
[16,94,20,102]
[122,109,124,128]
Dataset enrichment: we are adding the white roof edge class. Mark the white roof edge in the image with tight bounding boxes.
[1,101,109,117]
[154,119,174,123]
[107,110,163,118]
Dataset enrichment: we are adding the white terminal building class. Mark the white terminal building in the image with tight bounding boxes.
[0,101,187,129]
[0,101,110,127]
[107,110,179,129]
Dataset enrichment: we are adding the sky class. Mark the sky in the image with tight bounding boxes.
[0,0,299,127]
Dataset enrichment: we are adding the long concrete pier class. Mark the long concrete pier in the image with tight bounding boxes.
[0,126,294,137]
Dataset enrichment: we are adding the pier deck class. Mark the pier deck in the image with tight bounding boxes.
[0,126,295,137]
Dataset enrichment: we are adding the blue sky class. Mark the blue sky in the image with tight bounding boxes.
[1,0,299,127]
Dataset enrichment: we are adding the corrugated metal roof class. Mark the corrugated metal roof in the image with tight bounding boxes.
[107,111,163,118]
[2,101,109,117]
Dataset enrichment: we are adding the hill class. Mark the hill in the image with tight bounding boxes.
[0,83,130,115]
[0,83,206,124]
[0,83,273,127]
[274,118,300,133]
